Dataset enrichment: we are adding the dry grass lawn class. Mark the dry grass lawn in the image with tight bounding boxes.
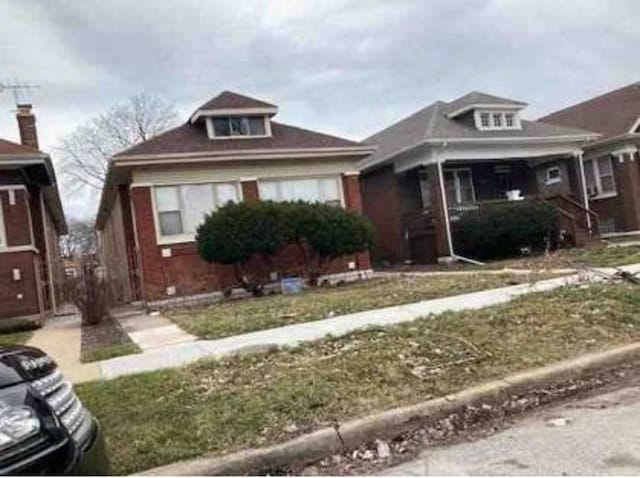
[77,282,640,474]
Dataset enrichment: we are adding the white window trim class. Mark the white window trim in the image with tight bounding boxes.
[545,166,562,185]
[257,174,345,207]
[444,168,476,205]
[151,181,243,245]
[205,116,272,140]
[0,195,6,250]
[585,157,617,200]
[474,110,522,131]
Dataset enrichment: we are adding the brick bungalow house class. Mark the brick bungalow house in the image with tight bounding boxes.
[360,92,600,265]
[95,91,374,305]
[0,105,67,321]
[540,82,640,236]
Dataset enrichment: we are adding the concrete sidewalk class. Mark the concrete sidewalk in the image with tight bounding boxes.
[26,313,101,384]
[96,263,640,380]
[112,308,196,351]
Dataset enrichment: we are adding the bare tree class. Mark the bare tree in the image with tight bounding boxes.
[56,92,179,191]
[59,219,98,258]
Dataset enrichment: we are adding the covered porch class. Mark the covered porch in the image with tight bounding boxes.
[398,151,599,264]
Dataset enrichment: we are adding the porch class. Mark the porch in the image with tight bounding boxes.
[399,156,600,264]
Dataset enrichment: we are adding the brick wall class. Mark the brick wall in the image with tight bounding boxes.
[0,189,32,246]
[361,165,407,263]
[0,250,40,319]
[587,151,640,233]
[130,176,371,302]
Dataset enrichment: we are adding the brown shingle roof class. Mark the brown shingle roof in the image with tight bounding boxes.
[0,137,41,155]
[539,82,640,139]
[116,120,364,157]
[196,90,276,111]
[362,91,597,167]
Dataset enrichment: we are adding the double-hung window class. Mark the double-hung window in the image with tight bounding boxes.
[154,182,240,240]
[584,157,616,198]
[258,176,342,206]
[444,169,475,205]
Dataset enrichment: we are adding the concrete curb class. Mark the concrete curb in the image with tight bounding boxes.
[141,342,640,475]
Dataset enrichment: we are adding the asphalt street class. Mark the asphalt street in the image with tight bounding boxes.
[382,383,640,475]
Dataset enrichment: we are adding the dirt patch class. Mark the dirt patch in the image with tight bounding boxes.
[80,317,140,363]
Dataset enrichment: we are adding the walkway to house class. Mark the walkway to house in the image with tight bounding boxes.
[111,307,196,351]
[26,312,101,384]
[96,263,640,380]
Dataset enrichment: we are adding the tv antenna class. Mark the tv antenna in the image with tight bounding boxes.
[0,80,40,105]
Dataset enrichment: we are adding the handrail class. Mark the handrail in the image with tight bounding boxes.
[546,194,599,220]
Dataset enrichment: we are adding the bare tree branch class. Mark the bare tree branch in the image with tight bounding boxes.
[55,92,179,194]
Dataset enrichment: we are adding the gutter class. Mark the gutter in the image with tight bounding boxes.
[360,133,600,172]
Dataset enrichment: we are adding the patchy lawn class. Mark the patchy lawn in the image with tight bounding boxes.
[384,244,640,273]
[81,317,141,363]
[0,331,33,347]
[77,282,640,475]
[167,274,546,340]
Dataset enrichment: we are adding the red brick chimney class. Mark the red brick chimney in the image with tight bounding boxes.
[16,104,39,150]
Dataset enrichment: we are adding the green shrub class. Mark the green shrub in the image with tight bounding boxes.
[196,201,375,291]
[453,200,559,260]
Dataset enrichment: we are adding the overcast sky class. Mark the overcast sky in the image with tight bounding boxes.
[1,0,639,221]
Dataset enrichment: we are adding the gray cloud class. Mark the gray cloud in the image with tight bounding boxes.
[0,0,638,220]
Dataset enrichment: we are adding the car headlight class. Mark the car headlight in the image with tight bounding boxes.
[0,405,40,450]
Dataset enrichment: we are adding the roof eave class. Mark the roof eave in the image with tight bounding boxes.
[360,133,600,172]
[447,102,527,119]
[189,107,279,123]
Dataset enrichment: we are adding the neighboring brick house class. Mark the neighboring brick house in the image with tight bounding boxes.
[360,91,600,265]
[0,105,67,321]
[540,82,640,236]
[95,91,374,305]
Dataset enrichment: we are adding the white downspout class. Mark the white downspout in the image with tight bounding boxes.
[577,151,592,233]
[435,143,484,266]
[436,155,455,257]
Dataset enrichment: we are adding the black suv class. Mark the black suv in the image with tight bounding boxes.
[0,345,109,474]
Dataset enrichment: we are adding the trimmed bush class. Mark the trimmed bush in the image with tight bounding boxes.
[196,201,375,292]
[453,200,559,260]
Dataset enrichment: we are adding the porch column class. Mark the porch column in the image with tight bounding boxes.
[435,159,454,258]
[576,151,592,233]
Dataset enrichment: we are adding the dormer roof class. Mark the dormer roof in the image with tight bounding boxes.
[190,91,278,122]
[446,91,527,118]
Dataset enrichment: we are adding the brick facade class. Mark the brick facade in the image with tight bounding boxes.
[129,174,371,302]
[0,250,40,319]
[0,182,52,320]
[586,151,640,233]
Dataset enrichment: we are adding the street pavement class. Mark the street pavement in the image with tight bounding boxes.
[382,384,640,475]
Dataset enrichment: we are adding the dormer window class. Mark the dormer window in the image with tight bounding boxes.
[505,113,514,127]
[474,110,521,131]
[210,116,268,138]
